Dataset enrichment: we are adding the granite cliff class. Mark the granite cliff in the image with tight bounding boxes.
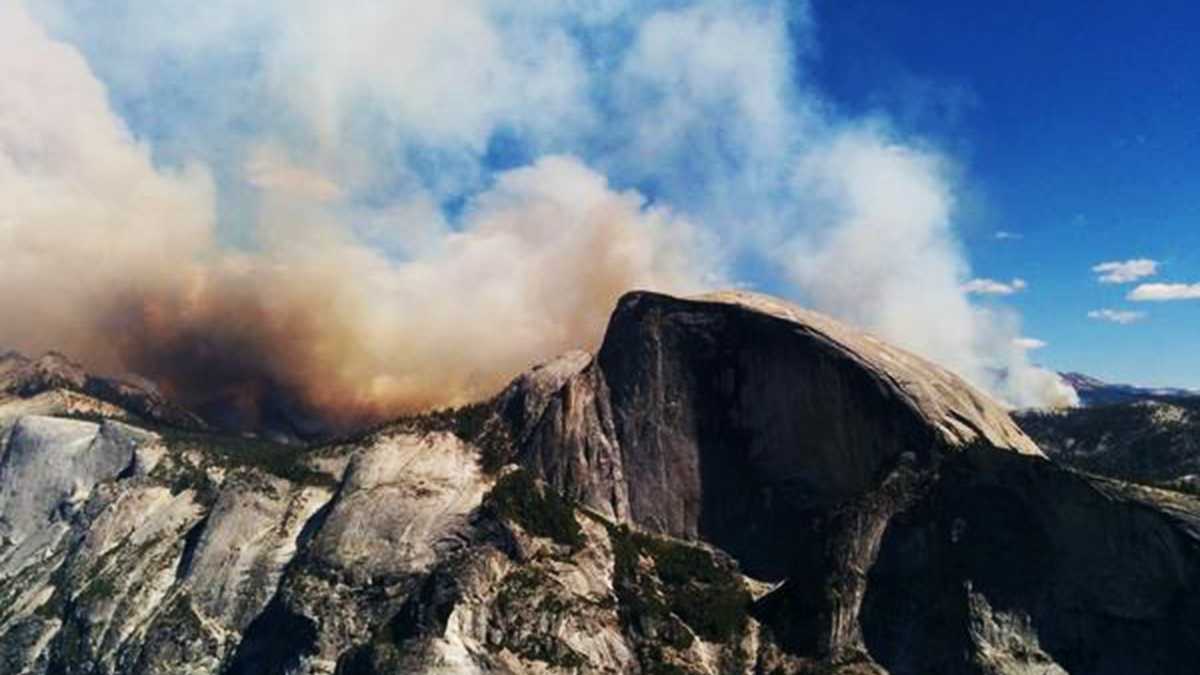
[0,291,1197,674]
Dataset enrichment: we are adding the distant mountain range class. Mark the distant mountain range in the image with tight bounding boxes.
[1058,371,1200,407]
[1014,372,1200,496]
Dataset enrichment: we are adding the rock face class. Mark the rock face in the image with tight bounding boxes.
[860,448,1200,675]
[513,291,1040,579]
[0,417,150,553]
[0,351,206,431]
[226,431,491,675]
[502,292,1200,673]
[1,289,1198,674]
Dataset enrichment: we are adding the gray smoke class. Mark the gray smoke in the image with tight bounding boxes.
[0,1,1074,430]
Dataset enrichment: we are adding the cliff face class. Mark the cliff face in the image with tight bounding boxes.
[514,291,1040,580]
[506,292,1200,673]
[861,447,1200,675]
[1,290,1198,674]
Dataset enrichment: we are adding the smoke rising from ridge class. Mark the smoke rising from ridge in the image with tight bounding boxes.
[1,1,1074,430]
[98,157,713,429]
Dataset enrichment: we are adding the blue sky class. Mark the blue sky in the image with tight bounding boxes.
[809,0,1200,387]
[3,0,1193,413]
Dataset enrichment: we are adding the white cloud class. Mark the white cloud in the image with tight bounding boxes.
[963,277,1027,295]
[1088,309,1148,324]
[1013,337,1047,350]
[786,129,1074,408]
[1127,283,1200,301]
[0,1,718,419]
[245,144,343,202]
[1093,258,1159,284]
[3,0,1079,416]
[268,1,595,153]
[0,2,215,361]
[994,230,1022,240]
[608,2,798,246]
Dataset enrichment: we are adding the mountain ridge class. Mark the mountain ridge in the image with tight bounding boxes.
[1057,371,1200,407]
[0,290,1197,674]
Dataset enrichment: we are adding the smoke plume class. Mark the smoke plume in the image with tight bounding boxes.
[1,1,1073,431]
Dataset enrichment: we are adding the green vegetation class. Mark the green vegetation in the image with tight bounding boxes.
[1158,477,1200,496]
[352,565,587,672]
[636,645,704,675]
[391,400,513,473]
[78,576,117,604]
[413,400,513,474]
[157,427,338,488]
[1018,399,1200,490]
[53,614,94,668]
[50,411,339,493]
[477,423,515,475]
[151,595,207,643]
[608,524,752,646]
[350,400,493,445]
[486,470,584,549]
[495,568,557,614]
[399,400,493,440]
[58,410,130,425]
[492,568,587,668]
[334,398,514,474]
[5,563,63,625]
[608,525,684,646]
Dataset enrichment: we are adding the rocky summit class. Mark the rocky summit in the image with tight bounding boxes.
[1,290,1199,674]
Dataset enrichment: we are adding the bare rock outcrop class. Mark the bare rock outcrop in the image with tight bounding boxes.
[1,289,1199,674]
[507,291,1039,579]
[0,351,206,432]
[496,291,1200,673]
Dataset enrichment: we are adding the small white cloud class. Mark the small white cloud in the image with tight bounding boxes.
[1087,308,1147,324]
[1092,258,1159,284]
[245,145,343,202]
[1127,282,1200,302]
[1013,337,1047,350]
[963,277,1027,296]
[994,230,1022,240]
